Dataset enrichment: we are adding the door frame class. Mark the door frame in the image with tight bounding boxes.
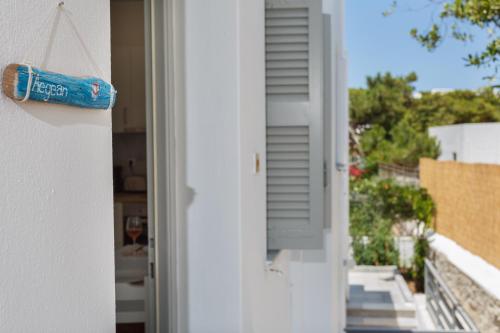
[145,0,185,331]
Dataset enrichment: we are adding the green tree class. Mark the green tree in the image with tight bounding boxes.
[350,178,435,271]
[387,0,499,81]
[360,120,440,168]
[411,88,500,128]
[350,72,417,132]
[350,73,499,168]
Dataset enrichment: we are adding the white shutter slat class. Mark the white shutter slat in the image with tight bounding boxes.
[266,7,308,18]
[268,202,309,210]
[266,60,308,69]
[268,160,309,169]
[268,152,309,160]
[266,26,308,36]
[268,177,309,186]
[266,35,309,44]
[268,126,308,135]
[266,86,309,95]
[266,88,308,95]
[267,136,308,144]
[267,77,309,86]
[266,0,323,250]
[268,169,309,177]
[266,6,309,99]
[267,44,308,53]
[267,70,308,80]
[268,193,309,202]
[267,185,309,193]
[268,210,309,219]
[267,144,308,153]
[267,52,308,60]
[266,18,308,27]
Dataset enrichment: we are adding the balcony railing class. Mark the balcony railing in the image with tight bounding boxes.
[424,259,478,332]
[345,260,479,333]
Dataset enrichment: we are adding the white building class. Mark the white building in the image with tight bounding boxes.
[0,0,348,332]
[429,123,500,164]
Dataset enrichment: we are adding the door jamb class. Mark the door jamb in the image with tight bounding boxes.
[145,0,185,331]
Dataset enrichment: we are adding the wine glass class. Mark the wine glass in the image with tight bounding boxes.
[126,216,143,253]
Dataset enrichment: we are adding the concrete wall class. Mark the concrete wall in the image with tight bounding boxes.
[0,0,345,332]
[289,231,334,333]
[238,1,291,332]
[184,0,242,331]
[183,0,345,332]
[184,1,292,331]
[0,1,115,332]
[429,123,500,164]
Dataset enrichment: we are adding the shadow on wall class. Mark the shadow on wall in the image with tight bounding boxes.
[290,246,328,263]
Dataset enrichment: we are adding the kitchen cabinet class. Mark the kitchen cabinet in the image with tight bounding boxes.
[128,46,146,131]
[111,45,145,133]
[111,1,146,133]
[111,46,131,133]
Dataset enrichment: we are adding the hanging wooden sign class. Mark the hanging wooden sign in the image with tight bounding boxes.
[2,63,116,110]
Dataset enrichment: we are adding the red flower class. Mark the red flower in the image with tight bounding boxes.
[349,165,364,177]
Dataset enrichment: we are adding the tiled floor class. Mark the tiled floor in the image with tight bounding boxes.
[348,266,420,329]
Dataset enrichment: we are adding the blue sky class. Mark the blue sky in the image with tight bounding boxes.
[346,0,492,91]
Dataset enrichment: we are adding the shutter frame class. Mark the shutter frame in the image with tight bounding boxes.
[266,0,324,250]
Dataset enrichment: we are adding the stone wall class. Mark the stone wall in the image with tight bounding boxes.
[430,249,500,333]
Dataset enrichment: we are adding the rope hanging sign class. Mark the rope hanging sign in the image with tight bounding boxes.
[1,2,116,110]
[3,64,116,109]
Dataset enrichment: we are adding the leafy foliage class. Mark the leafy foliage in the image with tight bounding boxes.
[410,88,500,128]
[349,72,498,289]
[389,0,499,81]
[352,218,400,266]
[412,236,430,291]
[350,72,500,167]
[349,72,417,132]
[350,178,435,267]
[360,120,440,169]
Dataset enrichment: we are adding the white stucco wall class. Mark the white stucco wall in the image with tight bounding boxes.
[0,1,115,332]
[183,1,346,333]
[430,123,500,164]
[239,1,292,333]
[289,231,334,333]
[184,1,242,332]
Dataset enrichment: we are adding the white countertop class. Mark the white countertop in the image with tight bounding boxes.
[115,245,148,283]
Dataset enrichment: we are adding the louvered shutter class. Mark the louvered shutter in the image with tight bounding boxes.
[266,0,324,250]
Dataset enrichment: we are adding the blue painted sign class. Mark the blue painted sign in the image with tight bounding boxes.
[2,64,116,110]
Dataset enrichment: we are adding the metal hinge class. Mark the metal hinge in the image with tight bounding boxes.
[336,162,348,172]
[150,262,155,279]
[149,237,155,279]
[323,161,328,188]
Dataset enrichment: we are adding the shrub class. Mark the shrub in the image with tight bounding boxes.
[352,217,399,266]
[350,177,435,288]
[412,236,430,291]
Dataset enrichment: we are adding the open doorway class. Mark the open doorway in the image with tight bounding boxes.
[111,0,152,332]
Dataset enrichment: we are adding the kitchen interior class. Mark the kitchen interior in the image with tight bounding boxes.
[111,0,150,332]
